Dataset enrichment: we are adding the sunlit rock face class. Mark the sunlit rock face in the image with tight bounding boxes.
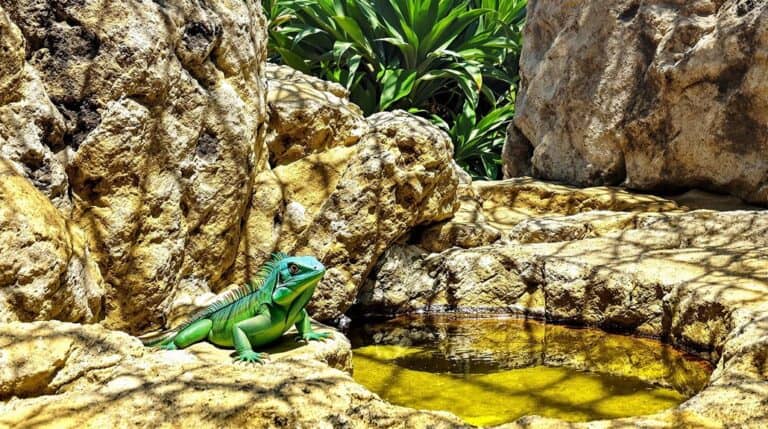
[264,64,370,166]
[0,0,269,331]
[228,100,461,321]
[508,0,768,205]
[412,178,682,252]
[0,0,459,329]
[0,159,104,323]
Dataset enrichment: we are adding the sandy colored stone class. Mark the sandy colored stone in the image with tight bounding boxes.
[0,321,467,428]
[223,169,285,287]
[0,7,70,212]
[0,0,270,332]
[473,179,682,229]
[265,64,369,166]
[414,178,681,251]
[511,0,768,205]
[266,63,350,99]
[232,106,460,323]
[273,145,359,250]
[0,158,104,324]
[507,211,638,243]
[415,185,502,252]
[285,111,459,321]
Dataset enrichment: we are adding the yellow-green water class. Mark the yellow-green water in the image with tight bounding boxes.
[350,316,712,427]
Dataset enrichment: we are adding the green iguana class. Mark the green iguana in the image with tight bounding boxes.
[142,253,330,363]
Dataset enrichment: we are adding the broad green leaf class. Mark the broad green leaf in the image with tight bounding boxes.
[379,68,417,110]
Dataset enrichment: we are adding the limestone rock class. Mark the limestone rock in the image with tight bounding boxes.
[359,244,544,317]
[414,183,502,253]
[511,0,768,205]
[224,169,285,288]
[266,63,349,99]
[0,321,467,428]
[412,178,681,251]
[0,158,104,323]
[0,8,70,212]
[265,64,369,166]
[0,0,270,331]
[288,111,459,321]
[472,179,682,229]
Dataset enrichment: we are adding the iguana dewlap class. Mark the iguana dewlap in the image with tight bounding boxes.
[143,253,330,363]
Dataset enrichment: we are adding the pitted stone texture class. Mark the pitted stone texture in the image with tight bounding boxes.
[0,0,270,331]
[511,0,768,205]
[283,111,459,321]
[0,321,467,428]
[0,8,70,212]
[0,158,104,324]
[265,64,369,166]
[415,184,502,253]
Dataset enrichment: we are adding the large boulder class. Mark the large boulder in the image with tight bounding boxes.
[509,0,768,205]
[0,159,104,323]
[230,106,460,321]
[0,0,269,332]
[0,321,467,428]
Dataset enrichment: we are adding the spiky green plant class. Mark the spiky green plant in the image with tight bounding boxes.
[263,0,526,179]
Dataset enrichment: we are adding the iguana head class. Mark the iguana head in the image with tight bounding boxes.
[271,255,326,306]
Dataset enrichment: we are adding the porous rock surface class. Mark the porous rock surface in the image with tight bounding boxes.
[229,97,459,320]
[225,70,459,321]
[0,158,104,323]
[361,178,768,427]
[0,321,466,428]
[0,0,269,332]
[508,0,768,205]
[264,63,369,166]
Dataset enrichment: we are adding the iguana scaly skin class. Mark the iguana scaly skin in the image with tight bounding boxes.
[143,253,330,363]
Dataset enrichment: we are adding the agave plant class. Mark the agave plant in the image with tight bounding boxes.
[263,0,527,179]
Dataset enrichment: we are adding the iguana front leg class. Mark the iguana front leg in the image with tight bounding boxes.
[295,309,331,342]
[232,310,272,364]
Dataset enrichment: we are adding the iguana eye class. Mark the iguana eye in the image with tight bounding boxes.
[288,263,300,275]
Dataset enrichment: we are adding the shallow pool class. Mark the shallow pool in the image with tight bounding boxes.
[349,315,712,427]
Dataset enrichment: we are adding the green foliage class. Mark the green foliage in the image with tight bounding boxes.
[263,0,526,179]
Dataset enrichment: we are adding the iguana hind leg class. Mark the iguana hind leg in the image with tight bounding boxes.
[164,318,213,349]
[232,312,272,364]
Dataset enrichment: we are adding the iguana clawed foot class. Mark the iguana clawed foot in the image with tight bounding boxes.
[296,332,331,342]
[159,342,177,350]
[234,350,268,364]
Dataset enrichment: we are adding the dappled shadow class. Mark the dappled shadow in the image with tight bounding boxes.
[0,322,466,428]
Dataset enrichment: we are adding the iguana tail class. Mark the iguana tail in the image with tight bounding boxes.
[139,329,177,347]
